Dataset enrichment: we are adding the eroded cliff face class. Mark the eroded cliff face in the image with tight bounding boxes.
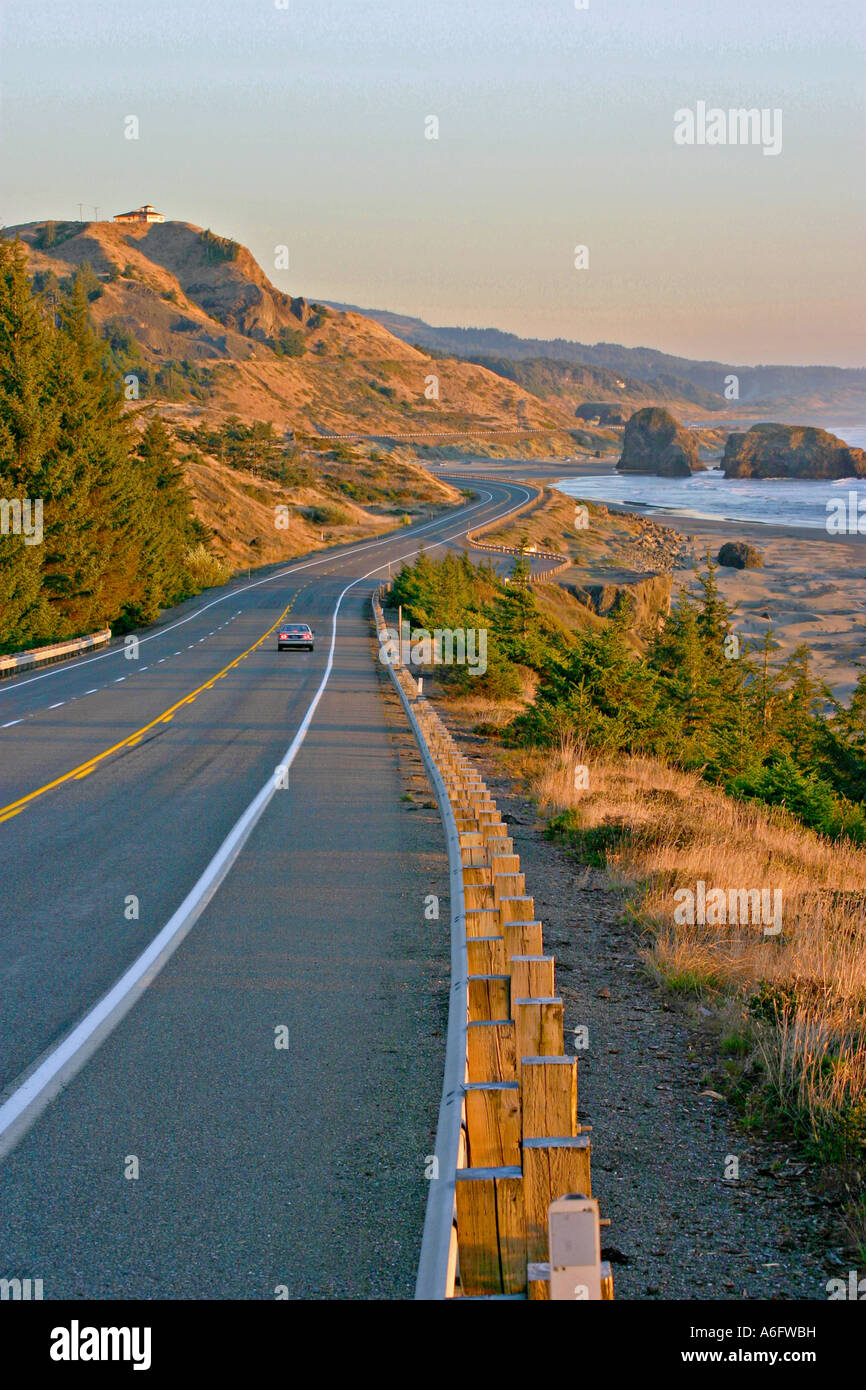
[723,423,866,479]
[617,407,704,476]
[567,571,673,636]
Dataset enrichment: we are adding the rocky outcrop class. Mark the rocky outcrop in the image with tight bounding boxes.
[576,402,628,425]
[722,423,866,479]
[617,407,703,476]
[567,572,672,635]
[718,540,763,569]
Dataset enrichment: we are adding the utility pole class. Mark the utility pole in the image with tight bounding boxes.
[78,202,84,223]
[93,206,99,222]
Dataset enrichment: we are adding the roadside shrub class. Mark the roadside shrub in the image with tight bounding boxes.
[183,543,232,590]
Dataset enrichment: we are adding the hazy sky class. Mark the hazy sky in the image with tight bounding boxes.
[1,0,863,365]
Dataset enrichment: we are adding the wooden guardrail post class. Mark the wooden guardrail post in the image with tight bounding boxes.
[466,936,506,975]
[464,1082,521,1167]
[513,997,565,1066]
[467,975,510,1021]
[520,1057,579,1138]
[466,1020,518,1083]
[510,955,555,1005]
[522,1136,592,1264]
[455,1167,526,1296]
[500,916,543,963]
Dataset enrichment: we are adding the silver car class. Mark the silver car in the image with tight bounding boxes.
[277,622,315,652]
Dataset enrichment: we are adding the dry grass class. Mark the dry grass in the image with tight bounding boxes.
[427,668,539,728]
[517,733,866,1150]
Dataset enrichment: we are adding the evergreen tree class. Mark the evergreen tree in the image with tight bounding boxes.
[45,272,136,630]
[0,237,56,648]
[118,416,196,628]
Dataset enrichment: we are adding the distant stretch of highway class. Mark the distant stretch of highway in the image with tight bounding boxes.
[0,478,534,1299]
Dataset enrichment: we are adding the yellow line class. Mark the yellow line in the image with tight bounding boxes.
[0,588,308,823]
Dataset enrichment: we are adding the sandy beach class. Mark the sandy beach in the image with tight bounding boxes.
[450,458,866,701]
[580,476,866,703]
[653,512,866,701]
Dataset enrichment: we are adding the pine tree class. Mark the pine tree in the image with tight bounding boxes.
[773,643,826,761]
[44,272,136,630]
[119,415,195,627]
[0,237,56,648]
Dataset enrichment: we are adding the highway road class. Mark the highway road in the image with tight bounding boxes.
[0,478,534,1299]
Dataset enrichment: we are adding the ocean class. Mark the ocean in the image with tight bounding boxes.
[554,425,866,531]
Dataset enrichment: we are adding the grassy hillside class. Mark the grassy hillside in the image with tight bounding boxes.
[163,416,461,569]
[11,218,588,450]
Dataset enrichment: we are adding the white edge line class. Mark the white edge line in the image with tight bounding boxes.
[0,482,527,1162]
[374,596,468,1301]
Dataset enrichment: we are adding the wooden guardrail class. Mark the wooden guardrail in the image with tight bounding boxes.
[373,592,612,1300]
[0,628,112,679]
[460,484,571,584]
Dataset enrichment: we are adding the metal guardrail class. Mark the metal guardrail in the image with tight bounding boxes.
[372,593,468,1300]
[0,628,112,679]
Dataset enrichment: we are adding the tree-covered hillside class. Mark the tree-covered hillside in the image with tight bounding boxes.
[0,235,214,654]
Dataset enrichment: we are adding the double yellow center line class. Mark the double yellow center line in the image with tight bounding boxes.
[0,589,308,825]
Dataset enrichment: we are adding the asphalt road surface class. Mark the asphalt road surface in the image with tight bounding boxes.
[0,479,533,1299]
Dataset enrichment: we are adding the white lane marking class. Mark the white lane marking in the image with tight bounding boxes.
[0,491,510,695]
[114,677,125,683]
[49,702,64,709]
[157,659,166,664]
[0,488,524,1162]
[2,720,21,728]
[85,689,98,695]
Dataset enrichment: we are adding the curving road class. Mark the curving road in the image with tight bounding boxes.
[0,478,534,1299]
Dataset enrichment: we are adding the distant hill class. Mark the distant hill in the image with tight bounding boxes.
[445,352,724,415]
[326,303,866,418]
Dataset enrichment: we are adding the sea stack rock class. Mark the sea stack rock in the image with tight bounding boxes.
[617,407,703,476]
[723,424,866,479]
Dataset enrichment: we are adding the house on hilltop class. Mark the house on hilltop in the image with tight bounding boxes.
[113,204,165,224]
